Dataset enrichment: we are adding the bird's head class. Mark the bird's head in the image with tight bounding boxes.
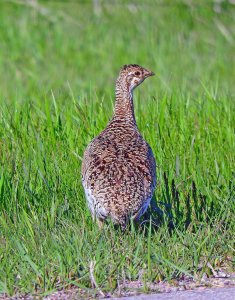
[118,64,155,91]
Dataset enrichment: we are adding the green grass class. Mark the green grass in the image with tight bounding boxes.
[0,0,235,297]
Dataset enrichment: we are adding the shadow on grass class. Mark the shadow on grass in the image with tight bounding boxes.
[138,172,234,233]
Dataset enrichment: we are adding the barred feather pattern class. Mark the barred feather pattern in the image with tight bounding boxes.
[81,64,156,229]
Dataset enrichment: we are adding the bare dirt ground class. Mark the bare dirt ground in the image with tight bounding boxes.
[114,287,235,300]
[1,272,235,300]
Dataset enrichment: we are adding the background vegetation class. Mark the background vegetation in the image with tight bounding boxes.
[0,0,234,297]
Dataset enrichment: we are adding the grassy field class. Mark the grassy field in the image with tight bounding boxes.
[0,0,235,297]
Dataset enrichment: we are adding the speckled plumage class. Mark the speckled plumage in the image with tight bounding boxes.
[81,64,156,229]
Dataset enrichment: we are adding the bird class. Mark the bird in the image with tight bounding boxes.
[81,64,156,230]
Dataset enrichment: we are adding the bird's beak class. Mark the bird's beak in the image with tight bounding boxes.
[144,69,155,78]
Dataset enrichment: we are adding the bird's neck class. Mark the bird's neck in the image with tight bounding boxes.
[113,78,136,125]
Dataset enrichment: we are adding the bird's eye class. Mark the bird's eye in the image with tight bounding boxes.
[134,71,140,76]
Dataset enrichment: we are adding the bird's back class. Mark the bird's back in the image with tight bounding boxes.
[81,119,156,227]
